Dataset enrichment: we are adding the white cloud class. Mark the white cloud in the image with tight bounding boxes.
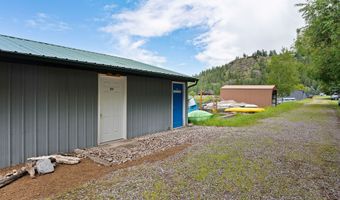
[112,35,166,66]
[101,0,304,67]
[26,13,71,32]
[103,4,117,11]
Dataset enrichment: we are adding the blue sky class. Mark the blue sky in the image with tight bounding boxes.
[0,0,304,75]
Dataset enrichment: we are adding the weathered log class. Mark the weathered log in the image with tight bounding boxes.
[27,155,55,161]
[5,171,15,177]
[25,161,36,178]
[27,155,80,165]
[0,169,27,188]
[54,155,80,164]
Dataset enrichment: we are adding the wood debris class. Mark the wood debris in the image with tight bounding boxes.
[0,168,27,188]
[0,155,81,188]
[26,161,36,178]
[27,155,80,165]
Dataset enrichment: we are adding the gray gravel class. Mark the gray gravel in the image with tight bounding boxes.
[55,102,340,200]
[75,126,237,165]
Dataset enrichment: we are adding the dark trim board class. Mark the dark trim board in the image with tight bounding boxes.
[0,51,197,82]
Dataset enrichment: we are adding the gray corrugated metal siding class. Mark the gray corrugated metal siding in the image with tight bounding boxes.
[0,62,98,168]
[127,76,172,138]
[0,62,187,168]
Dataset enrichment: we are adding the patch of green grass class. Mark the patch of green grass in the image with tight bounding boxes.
[193,101,305,127]
[314,95,331,100]
[143,180,169,200]
[285,150,307,162]
[329,101,340,116]
[287,104,327,122]
[317,144,338,163]
[308,143,339,170]
[183,137,275,197]
[172,135,334,199]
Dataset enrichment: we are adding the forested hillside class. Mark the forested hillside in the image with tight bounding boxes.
[191,49,320,96]
[191,50,274,95]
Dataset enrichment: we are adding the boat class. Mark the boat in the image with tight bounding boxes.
[188,96,198,113]
[188,110,213,122]
[224,107,265,113]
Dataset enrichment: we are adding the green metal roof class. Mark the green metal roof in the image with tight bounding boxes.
[0,34,196,81]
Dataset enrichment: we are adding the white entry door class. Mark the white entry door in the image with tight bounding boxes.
[99,75,127,143]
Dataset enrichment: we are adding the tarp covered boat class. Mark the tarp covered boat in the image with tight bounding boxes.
[188,110,213,122]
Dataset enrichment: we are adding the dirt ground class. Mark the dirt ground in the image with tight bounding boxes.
[0,144,190,200]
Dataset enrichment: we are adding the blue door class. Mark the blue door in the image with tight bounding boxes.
[173,83,184,128]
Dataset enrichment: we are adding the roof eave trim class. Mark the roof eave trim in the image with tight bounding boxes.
[0,51,198,82]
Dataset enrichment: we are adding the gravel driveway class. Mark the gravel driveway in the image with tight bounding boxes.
[55,100,340,200]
